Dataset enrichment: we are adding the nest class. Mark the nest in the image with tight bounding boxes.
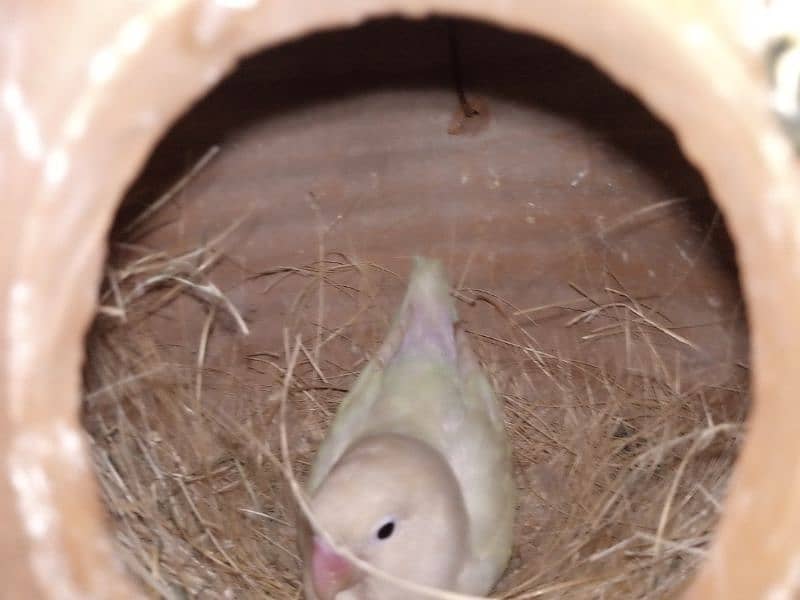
[82,154,748,600]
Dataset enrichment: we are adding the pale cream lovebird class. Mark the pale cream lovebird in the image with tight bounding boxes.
[300,258,515,600]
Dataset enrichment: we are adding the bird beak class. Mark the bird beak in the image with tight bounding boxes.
[310,536,360,600]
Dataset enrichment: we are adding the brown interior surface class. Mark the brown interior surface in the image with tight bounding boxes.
[117,18,747,380]
[91,18,750,597]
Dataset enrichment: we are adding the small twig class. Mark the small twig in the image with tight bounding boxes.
[123,145,220,235]
[195,306,217,412]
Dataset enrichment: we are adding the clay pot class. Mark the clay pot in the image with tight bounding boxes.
[3,2,799,598]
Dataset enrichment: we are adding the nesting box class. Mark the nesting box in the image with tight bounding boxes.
[3,2,800,599]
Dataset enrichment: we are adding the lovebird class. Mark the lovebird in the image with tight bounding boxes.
[300,258,515,600]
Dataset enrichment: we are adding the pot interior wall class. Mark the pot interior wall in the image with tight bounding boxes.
[91,17,749,597]
[116,17,746,384]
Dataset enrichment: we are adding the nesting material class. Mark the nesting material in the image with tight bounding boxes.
[83,209,747,598]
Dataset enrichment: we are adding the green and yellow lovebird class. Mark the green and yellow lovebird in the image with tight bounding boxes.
[300,258,515,600]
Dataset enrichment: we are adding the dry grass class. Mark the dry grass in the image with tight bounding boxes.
[82,156,748,600]
[82,245,746,600]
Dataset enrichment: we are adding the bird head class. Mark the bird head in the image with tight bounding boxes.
[304,434,469,599]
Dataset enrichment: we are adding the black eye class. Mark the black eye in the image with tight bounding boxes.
[376,521,395,540]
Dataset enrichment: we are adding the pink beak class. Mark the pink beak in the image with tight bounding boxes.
[310,537,359,600]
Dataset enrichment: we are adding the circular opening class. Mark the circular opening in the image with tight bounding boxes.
[82,18,749,599]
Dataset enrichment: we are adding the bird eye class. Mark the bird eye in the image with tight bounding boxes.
[376,520,395,540]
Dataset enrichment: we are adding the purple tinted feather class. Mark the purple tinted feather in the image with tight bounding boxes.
[391,258,458,363]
